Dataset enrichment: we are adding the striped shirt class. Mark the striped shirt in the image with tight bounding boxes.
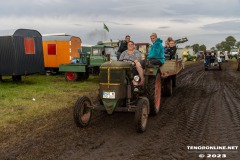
[119,50,142,62]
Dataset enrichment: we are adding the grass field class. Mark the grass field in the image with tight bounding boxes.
[0,74,99,135]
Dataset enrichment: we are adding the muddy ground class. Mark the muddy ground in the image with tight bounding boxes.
[1,61,240,160]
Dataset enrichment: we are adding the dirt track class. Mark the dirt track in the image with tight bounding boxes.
[1,61,240,160]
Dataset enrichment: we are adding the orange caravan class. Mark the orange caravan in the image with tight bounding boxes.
[42,35,81,73]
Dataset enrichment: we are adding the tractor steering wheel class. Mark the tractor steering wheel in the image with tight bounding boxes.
[119,59,136,66]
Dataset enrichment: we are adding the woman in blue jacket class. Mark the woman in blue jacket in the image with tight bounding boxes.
[147,33,165,66]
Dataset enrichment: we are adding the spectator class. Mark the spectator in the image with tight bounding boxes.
[147,33,165,66]
[117,35,130,60]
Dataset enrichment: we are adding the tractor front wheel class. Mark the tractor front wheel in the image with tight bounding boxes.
[135,98,149,133]
[73,96,92,127]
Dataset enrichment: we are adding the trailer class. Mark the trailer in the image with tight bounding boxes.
[42,35,81,74]
[146,59,183,97]
[0,29,44,81]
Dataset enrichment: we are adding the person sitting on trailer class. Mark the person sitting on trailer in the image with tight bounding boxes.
[147,33,165,66]
[119,41,144,85]
[165,40,177,60]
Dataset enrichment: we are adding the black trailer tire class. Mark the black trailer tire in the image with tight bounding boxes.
[65,72,79,82]
[80,72,89,80]
[73,96,92,127]
[219,63,222,71]
[172,75,177,87]
[12,75,21,82]
[135,98,149,133]
[237,61,240,71]
[163,77,172,97]
[146,72,161,115]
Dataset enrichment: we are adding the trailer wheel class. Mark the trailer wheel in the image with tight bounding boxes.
[172,75,177,87]
[219,63,222,71]
[73,96,92,127]
[65,72,79,82]
[146,72,161,115]
[12,75,21,82]
[78,72,89,80]
[237,61,240,71]
[163,77,172,97]
[135,98,149,133]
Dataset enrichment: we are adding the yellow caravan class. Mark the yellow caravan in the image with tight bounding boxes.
[42,35,81,73]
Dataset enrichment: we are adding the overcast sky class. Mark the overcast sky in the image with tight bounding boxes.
[1,0,240,49]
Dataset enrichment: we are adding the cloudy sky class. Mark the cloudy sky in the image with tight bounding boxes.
[1,0,240,49]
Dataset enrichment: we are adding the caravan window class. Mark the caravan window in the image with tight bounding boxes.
[24,38,35,54]
[48,44,57,55]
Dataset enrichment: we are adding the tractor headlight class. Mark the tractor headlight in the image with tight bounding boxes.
[134,75,140,82]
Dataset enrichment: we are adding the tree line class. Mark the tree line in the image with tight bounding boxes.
[185,36,240,53]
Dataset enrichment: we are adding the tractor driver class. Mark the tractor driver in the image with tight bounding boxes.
[119,41,144,85]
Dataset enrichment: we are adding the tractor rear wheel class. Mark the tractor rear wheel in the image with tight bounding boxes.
[65,72,79,82]
[73,96,92,127]
[135,98,149,133]
[146,72,161,115]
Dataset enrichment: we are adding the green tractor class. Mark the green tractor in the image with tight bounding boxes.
[73,58,183,132]
[59,44,117,81]
[182,50,198,62]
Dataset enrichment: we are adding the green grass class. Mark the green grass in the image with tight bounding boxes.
[0,74,99,133]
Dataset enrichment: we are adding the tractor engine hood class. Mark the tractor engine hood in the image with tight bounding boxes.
[100,60,132,69]
[99,60,132,114]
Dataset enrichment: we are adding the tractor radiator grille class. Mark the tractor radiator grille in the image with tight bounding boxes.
[100,70,123,83]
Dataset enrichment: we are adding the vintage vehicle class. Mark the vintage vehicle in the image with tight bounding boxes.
[42,35,81,74]
[229,48,239,59]
[73,58,183,133]
[204,53,222,71]
[0,29,44,81]
[59,44,117,81]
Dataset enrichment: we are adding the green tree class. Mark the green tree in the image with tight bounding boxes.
[199,44,206,52]
[216,43,223,51]
[192,44,200,52]
[210,47,216,51]
[225,36,236,47]
[215,36,238,52]
[221,41,231,52]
